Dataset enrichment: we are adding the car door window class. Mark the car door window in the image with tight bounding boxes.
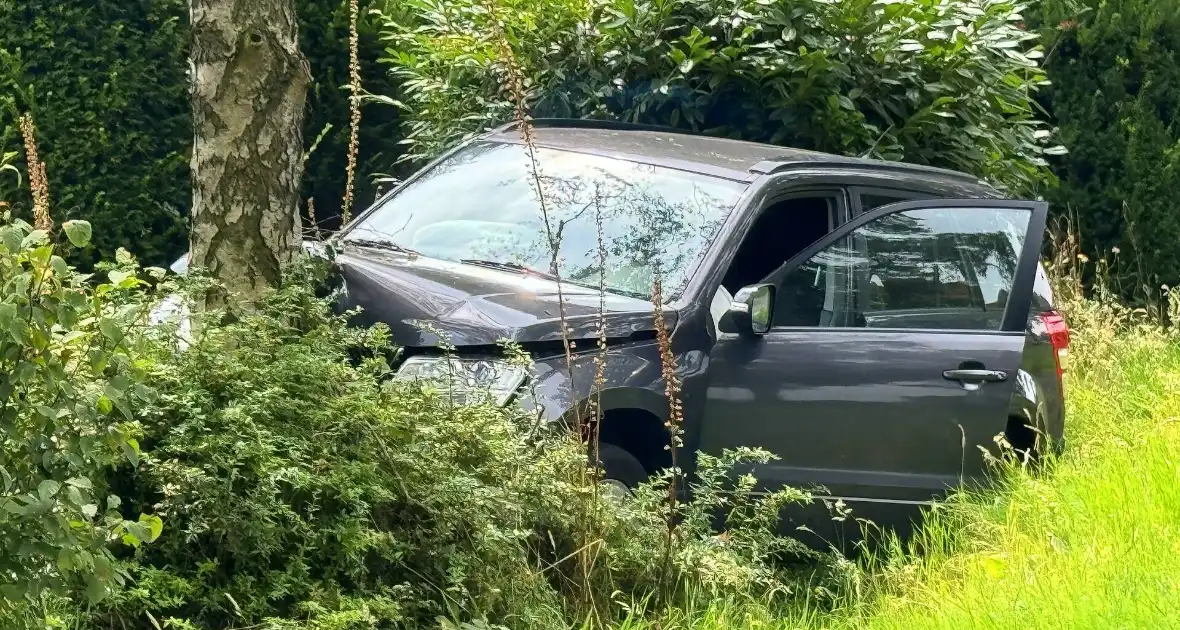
[721,194,841,293]
[860,193,913,212]
[773,206,1031,331]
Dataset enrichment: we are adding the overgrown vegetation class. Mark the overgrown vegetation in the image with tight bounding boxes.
[0,211,162,621]
[0,210,825,627]
[9,0,1180,627]
[376,0,1060,193]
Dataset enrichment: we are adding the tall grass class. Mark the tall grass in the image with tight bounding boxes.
[616,263,1180,628]
[814,325,1180,629]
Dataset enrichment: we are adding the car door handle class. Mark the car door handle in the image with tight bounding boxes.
[943,369,1008,383]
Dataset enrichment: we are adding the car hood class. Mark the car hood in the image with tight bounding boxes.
[334,249,669,349]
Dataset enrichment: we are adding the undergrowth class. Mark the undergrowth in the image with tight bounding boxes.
[0,230,822,628]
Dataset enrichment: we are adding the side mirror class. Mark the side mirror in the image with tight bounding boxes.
[373,175,402,201]
[718,284,776,337]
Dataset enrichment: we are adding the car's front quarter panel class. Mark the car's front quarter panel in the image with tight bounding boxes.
[517,328,716,469]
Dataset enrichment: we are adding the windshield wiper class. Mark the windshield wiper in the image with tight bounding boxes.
[459,259,648,299]
[460,259,554,277]
[344,238,420,256]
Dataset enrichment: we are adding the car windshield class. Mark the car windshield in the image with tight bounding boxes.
[343,141,746,300]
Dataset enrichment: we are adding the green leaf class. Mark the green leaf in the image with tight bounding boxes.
[58,547,75,573]
[99,318,123,343]
[96,395,113,415]
[0,226,22,253]
[51,255,69,278]
[67,477,93,490]
[85,575,107,604]
[121,439,140,467]
[82,503,98,518]
[140,513,164,542]
[20,230,49,250]
[67,485,85,507]
[62,220,93,248]
[107,270,131,286]
[121,517,157,548]
[38,479,61,502]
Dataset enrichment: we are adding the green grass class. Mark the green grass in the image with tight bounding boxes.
[623,313,1180,629]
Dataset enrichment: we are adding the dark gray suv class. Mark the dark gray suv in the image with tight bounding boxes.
[333,119,1069,535]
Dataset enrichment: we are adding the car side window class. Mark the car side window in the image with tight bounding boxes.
[860,194,913,212]
[772,207,1031,331]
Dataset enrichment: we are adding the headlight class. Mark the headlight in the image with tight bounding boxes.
[393,356,527,407]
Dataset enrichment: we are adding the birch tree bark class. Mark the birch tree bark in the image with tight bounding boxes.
[189,0,310,299]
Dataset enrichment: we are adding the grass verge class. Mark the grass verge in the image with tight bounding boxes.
[623,304,1180,629]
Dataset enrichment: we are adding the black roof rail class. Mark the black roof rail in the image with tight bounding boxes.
[749,158,985,183]
[491,117,707,137]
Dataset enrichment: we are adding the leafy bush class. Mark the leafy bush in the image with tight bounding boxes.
[0,254,803,629]
[0,213,161,622]
[375,0,1060,193]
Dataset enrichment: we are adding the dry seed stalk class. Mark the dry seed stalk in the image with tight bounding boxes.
[589,200,608,461]
[479,0,575,383]
[651,269,685,595]
[341,0,362,224]
[477,0,602,616]
[20,114,52,231]
[306,197,321,240]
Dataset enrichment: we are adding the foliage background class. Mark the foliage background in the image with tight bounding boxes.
[0,0,191,268]
[0,0,403,269]
[1033,0,1180,298]
[376,0,1060,193]
[5,0,1180,297]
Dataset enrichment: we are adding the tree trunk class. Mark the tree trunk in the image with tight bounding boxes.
[189,0,310,299]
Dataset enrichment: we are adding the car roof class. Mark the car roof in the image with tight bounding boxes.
[483,119,994,190]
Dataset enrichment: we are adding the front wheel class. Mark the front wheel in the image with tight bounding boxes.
[593,443,647,498]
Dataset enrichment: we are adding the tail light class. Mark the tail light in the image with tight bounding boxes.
[1040,310,1070,379]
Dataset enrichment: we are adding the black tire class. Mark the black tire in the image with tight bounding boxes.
[594,443,648,490]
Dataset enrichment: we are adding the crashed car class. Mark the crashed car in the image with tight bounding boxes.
[167,119,1069,540]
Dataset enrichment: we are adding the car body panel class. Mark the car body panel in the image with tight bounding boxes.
[700,328,1029,502]
[333,248,664,347]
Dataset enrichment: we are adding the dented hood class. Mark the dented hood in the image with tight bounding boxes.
[334,249,668,349]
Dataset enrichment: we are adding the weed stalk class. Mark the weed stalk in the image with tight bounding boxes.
[19,113,51,231]
[341,0,362,225]
[477,0,605,619]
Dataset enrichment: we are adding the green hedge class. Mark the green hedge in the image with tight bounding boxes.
[0,0,402,268]
[1036,0,1180,294]
[0,0,191,268]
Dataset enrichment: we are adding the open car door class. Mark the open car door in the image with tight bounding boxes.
[701,199,1049,514]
